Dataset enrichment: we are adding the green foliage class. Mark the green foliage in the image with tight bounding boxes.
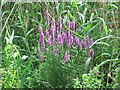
[73,66,104,88]
[82,67,103,88]
[1,1,119,88]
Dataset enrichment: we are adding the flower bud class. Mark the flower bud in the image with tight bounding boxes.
[39,26,45,47]
[74,37,79,47]
[58,16,62,33]
[64,52,70,63]
[57,34,63,45]
[46,10,49,26]
[89,49,94,58]
[72,21,76,35]
[66,20,71,39]
[38,47,42,53]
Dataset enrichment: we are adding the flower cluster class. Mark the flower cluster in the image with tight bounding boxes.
[38,10,94,63]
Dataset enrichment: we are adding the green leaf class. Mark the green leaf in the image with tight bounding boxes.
[77,12,85,24]
[9,30,14,44]
[21,55,28,60]
[26,28,34,36]
[20,58,32,88]
[13,52,19,58]
[95,53,111,60]
[5,37,9,44]
[89,35,115,48]
[95,42,109,46]
[65,26,84,39]
[72,2,77,7]
[98,17,108,35]
[98,59,111,67]
[86,21,101,34]
[84,58,91,73]
[90,13,94,23]
[98,59,119,67]
[85,24,92,31]
[67,11,75,20]
[110,4,118,9]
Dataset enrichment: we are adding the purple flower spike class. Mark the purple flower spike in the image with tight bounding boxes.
[74,37,79,47]
[39,26,45,47]
[86,37,94,48]
[58,16,62,33]
[89,49,94,58]
[40,55,44,62]
[48,37,52,46]
[80,42,83,50]
[89,39,93,47]
[84,35,89,39]
[46,10,49,26]
[64,52,70,63]
[70,36,73,45]
[51,18,56,35]
[52,49,59,56]
[57,34,63,45]
[61,32,67,41]
[38,47,42,53]
[50,25,55,45]
[66,20,71,38]
[81,40,88,50]
[52,18,56,27]
[72,21,76,35]
[67,36,73,47]
[46,29,49,39]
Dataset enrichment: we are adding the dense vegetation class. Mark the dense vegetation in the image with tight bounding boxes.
[1,1,120,88]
